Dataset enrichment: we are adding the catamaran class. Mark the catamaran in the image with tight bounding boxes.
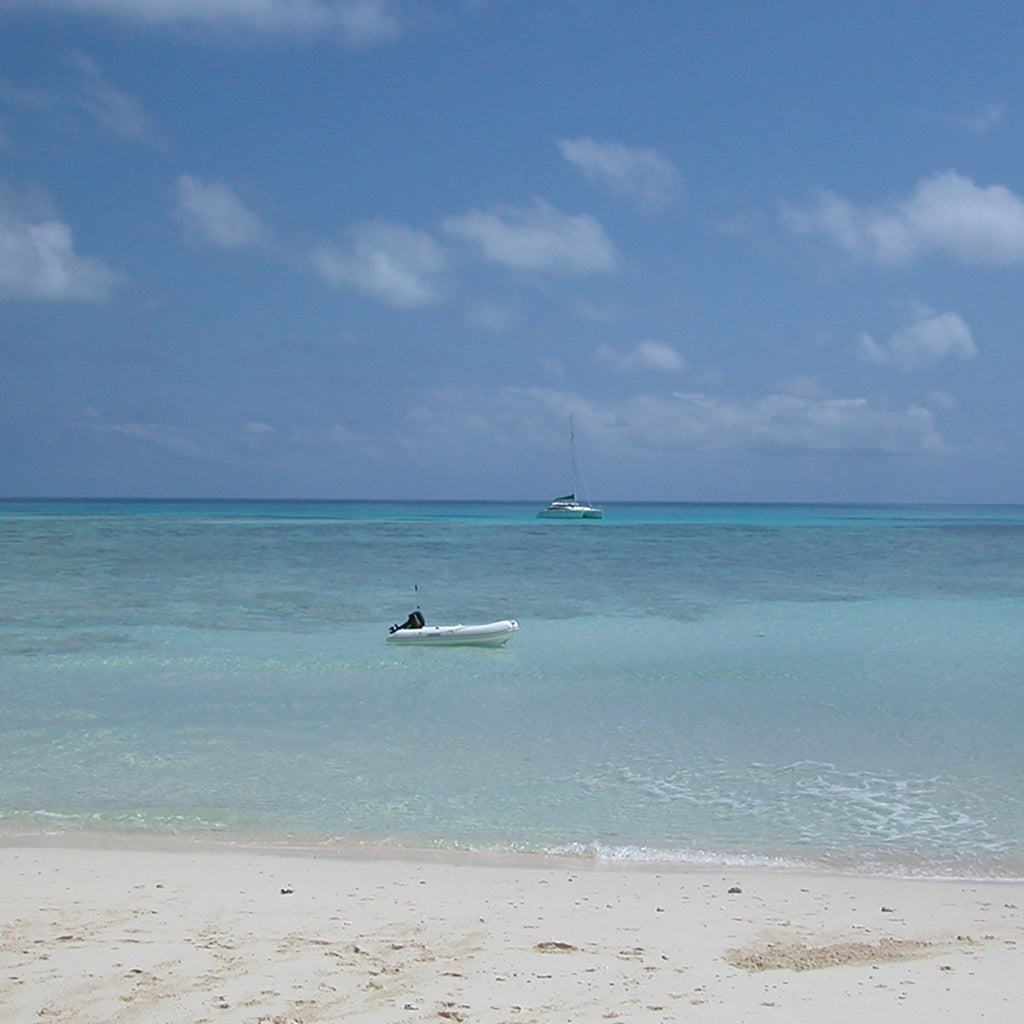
[538,416,602,519]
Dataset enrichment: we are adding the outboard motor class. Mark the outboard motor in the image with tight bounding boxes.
[389,609,425,633]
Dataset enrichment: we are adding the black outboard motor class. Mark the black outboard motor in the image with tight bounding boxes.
[389,609,425,633]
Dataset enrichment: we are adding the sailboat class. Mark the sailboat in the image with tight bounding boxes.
[538,416,603,519]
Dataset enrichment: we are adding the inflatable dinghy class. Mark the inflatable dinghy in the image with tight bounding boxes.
[386,618,519,647]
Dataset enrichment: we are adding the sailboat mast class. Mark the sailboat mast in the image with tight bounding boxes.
[537,414,602,517]
[569,415,578,499]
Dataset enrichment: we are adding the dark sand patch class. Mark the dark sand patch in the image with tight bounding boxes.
[726,937,935,973]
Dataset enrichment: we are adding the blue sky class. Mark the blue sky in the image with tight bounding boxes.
[2,0,1023,501]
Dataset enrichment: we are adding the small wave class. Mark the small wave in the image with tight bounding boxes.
[545,842,805,870]
[566,757,1024,876]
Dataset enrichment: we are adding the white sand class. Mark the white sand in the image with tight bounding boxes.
[1,839,1022,1022]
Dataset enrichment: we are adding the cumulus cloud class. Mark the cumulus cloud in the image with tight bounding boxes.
[310,220,449,307]
[857,303,977,372]
[784,171,1024,267]
[1,52,159,145]
[596,340,687,374]
[0,184,124,301]
[406,385,949,461]
[3,0,402,43]
[443,198,616,275]
[611,390,947,456]
[517,391,943,457]
[740,393,945,455]
[557,137,681,209]
[73,383,951,479]
[174,174,270,248]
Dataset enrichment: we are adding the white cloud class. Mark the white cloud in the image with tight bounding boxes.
[557,137,680,208]
[74,409,288,462]
[405,386,949,461]
[70,53,159,142]
[586,390,946,456]
[0,185,124,301]
[74,407,203,455]
[310,221,449,307]
[741,394,945,455]
[596,340,687,374]
[4,0,401,43]
[785,376,827,399]
[443,198,616,275]
[857,303,977,372]
[240,421,275,449]
[570,298,623,323]
[174,174,270,248]
[464,300,516,333]
[72,383,952,479]
[957,102,1006,134]
[926,390,957,411]
[1,53,159,145]
[784,171,1024,267]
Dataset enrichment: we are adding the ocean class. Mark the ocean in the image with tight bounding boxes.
[1,499,1022,879]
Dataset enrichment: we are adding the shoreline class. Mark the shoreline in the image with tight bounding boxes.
[2,838,1021,1022]
[4,826,1023,884]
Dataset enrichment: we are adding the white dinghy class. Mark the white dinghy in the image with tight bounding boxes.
[386,610,518,648]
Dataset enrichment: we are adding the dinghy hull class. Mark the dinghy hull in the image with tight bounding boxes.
[386,620,519,647]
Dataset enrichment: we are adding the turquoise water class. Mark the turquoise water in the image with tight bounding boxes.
[1,500,1022,878]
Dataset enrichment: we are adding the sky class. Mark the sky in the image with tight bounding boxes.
[2,0,1023,502]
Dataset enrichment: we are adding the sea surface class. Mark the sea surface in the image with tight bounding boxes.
[1,499,1023,879]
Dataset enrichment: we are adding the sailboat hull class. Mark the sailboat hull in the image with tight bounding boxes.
[537,502,602,519]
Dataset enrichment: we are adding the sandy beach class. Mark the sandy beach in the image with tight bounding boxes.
[1,840,1021,1022]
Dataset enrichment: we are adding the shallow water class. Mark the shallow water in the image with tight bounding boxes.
[1,500,1022,877]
